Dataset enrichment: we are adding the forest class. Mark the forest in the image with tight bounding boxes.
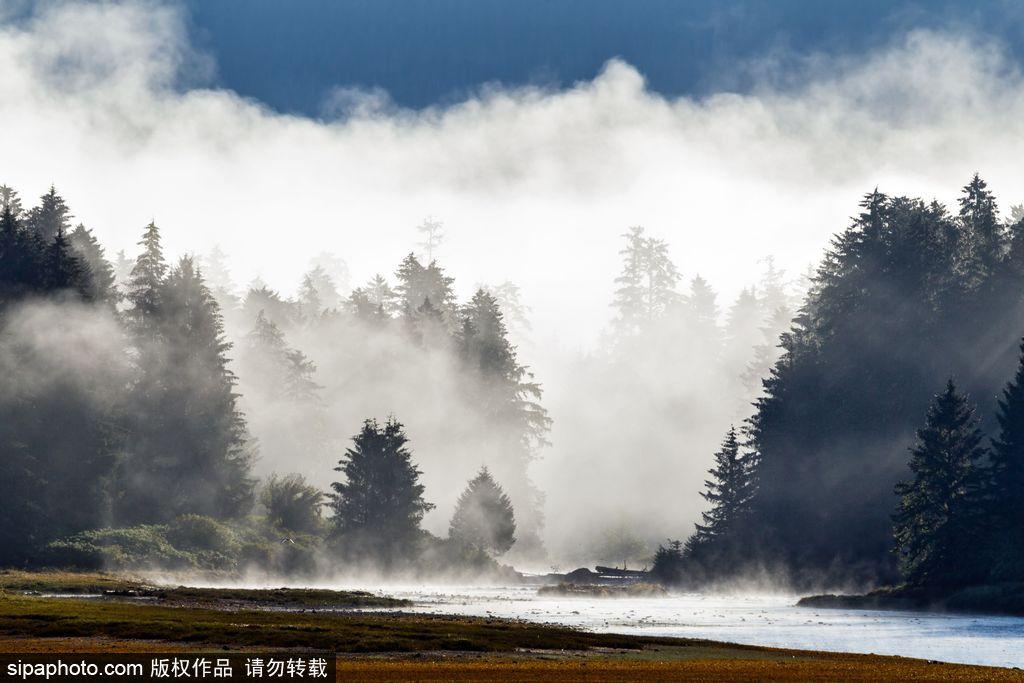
[1,176,1021,597]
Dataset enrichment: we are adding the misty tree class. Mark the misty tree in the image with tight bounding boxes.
[395,252,457,324]
[1010,203,1024,224]
[69,224,116,304]
[724,179,1024,582]
[650,540,685,585]
[686,427,755,560]
[723,287,762,399]
[301,264,342,311]
[959,173,1004,283]
[329,418,434,563]
[893,381,988,588]
[347,273,399,322]
[243,311,322,402]
[448,467,516,555]
[0,307,125,564]
[260,473,324,535]
[113,249,133,288]
[480,280,532,341]
[611,226,679,337]
[0,185,22,216]
[987,340,1024,580]
[25,186,71,243]
[416,216,444,263]
[200,245,240,313]
[117,247,255,523]
[242,285,300,330]
[459,289,551,550]
[309,251,350,294]
[297,271,324,321]
[123,222,168,334]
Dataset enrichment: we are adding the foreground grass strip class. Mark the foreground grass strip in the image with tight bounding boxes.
[0,595,688,652]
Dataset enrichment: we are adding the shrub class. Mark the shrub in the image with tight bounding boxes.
[165,515,239,554]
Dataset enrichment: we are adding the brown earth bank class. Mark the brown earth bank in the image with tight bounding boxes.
[799,582,1024,617]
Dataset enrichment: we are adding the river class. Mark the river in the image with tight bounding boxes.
[333,583,1024,668]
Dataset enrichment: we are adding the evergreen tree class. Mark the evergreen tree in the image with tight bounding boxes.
[0,185,23,217]
[416,216,444,263]
[480,280,532,341]
[297,272,324,321]
[611,226,680,337]
[243,311,321,402]
[650,539,685,585]
[448,467,516,555]
[988,339,1024,579]
[0,202,44,306]
[365,273,398,313]
[893,381,988,588]
[959,174,1004,283]
[328,417,434,563]
[302,264,341,311]
[42,227,90,297]
[460,290,550,552]
[687,427,755,557]
[68,224,116,303]
[25,186,71,243]
[124,222,167,334]
[395,253,456,323]
[242,285,300,330]
[117,253,254,523]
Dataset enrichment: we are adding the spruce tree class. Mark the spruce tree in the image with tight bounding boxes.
[988,340,1024,579]
[687,427,755,557]
[124,222,167,334]
[68,224,116,303]
[26,186,71,243]
[959,173,1004,282]
[460,290,550,553]
[328,417,434,563]
[0,185,23,217]
[395,253,456,323]
[449,467,516,555]
[611,226,680,337]
[893,380,987,588]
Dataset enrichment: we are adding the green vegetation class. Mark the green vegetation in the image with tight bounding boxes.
[40,516,321,574]
[0,570,408,609]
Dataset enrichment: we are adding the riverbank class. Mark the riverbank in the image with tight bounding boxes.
[0,570,1021,680]
[798,582,1024,617]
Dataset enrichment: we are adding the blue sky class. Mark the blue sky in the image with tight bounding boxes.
[181,0,1024,113]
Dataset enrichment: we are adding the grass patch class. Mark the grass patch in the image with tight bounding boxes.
[0,593,692,653]
[0,570,408,609]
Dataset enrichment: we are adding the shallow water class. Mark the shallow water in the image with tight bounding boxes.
[340,584,1024,668]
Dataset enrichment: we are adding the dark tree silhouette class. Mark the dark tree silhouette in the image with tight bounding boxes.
[893,381,988,588]
[328,418,434,563]
[69,224,116,303]
[988,340,1024,580]
[686,427,755,559]
[25,186,71,243]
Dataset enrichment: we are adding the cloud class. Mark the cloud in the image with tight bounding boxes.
[3,3,1024,353]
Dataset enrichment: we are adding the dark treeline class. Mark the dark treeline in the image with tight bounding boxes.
[659,175,1024,591]
[0,184,542,575]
